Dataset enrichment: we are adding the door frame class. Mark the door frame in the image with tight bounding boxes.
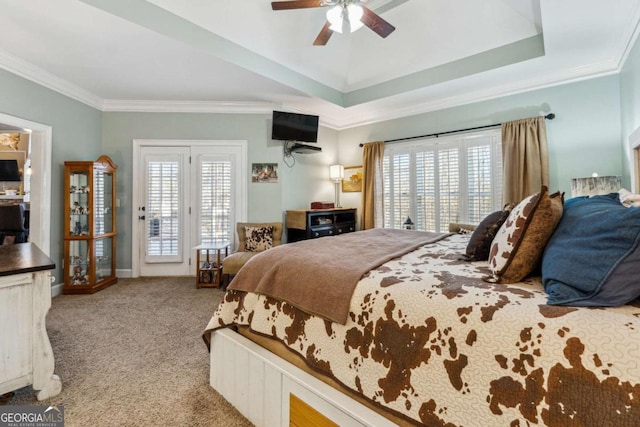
[131,139,248,278]
[0,113,52,255]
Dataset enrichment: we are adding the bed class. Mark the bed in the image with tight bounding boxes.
[204,190,640,426]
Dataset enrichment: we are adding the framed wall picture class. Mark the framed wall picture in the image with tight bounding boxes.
[342,165,363,192]
[252,163,278,183]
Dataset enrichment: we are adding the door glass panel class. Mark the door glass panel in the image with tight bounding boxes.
[69,172,90,236]
[95,237,113,282]
[200,159,232,244]
[68,239,89,285]
[146,159,181,262]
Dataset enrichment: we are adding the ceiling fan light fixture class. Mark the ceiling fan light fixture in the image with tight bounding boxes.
[347,4,364,32]
[326,5,344,33]
[326,3,363,34]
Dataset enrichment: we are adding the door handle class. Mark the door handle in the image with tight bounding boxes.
[139,215,145,220]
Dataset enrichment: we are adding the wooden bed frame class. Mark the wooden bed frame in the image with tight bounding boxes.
[210,328,397,427]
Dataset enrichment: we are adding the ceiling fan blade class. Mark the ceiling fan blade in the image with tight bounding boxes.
[313,22,333,46]
[271,0,324,10]
[361,6,395,38]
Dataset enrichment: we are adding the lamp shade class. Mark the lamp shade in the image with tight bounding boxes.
[326,5,344,33]
[330,164,344,181]
[347,4,364,32]
[326,4,364,33]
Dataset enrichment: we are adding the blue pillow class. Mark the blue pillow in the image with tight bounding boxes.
[542,193,640,306]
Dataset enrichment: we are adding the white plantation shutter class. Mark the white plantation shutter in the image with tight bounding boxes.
[146,159,181,259]
[383,153,411,229]
[200,159,232,244]
[466,138,502,224]
[383,130,502,232]
[416,150,435,231]
[438,147,460,231]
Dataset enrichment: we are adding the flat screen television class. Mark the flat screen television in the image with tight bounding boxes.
[0,159,21,181]
[271,110,319,143]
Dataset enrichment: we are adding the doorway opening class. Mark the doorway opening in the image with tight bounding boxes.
[131,139,247,277]
[0,113,52,255]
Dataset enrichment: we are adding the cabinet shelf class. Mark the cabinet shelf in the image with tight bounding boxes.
[63,155,118,294]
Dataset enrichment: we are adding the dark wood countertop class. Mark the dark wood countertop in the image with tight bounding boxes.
[0,243,55,277]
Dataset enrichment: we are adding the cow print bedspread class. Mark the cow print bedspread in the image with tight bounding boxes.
[205,233,640,426]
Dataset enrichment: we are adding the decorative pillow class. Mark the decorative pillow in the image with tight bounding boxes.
[488,186,564,283]
[464,204,515,261]
[244,226,274,252]
[542,193,640,306]
[619,188,640,207]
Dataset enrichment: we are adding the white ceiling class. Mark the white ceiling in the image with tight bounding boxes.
[0,0,638,129]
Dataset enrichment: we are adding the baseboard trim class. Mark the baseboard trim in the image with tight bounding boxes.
[51,283,63,297]
[116,269,133,278]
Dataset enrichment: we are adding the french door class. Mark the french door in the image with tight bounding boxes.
[133,140,247,277]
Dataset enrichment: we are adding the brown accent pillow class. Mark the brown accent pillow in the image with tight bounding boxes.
[464,205,514,261]
[244,226,274,252]
[488,187,564,283]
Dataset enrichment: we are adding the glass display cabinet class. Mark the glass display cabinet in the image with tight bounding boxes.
[63,155,117,294]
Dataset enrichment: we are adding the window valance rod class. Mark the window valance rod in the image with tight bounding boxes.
[358,113,555,147]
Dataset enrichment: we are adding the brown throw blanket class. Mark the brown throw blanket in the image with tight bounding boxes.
[228,228,450,324]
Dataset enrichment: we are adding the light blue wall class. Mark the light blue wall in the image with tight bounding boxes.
[0,69,102,283]
[620,33,640,189]
[338,75,623,202]
[2,45,637,281]
[102,112,339,270]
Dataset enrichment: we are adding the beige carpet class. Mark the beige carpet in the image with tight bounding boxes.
[3,277,252,427]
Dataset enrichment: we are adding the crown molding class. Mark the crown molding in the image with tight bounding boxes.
[325,59,621,130]
[0,47,623,131]
[102,99,278,114]
[0,49,103,110]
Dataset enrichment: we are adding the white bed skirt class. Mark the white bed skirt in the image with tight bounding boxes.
[210,328,398,427]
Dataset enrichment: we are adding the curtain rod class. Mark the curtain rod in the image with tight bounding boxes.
[358,113,556,147]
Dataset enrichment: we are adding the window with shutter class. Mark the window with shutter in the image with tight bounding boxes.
[383,129,502,232]
[146,160,180,258]
[200,159,232,244]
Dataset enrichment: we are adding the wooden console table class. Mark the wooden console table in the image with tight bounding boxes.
[0,243,62,400]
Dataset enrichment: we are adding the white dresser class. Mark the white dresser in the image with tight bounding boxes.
[0,243,61,400]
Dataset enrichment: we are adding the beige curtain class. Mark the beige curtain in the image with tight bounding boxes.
[360,141,385,229]
[501,116,550,204]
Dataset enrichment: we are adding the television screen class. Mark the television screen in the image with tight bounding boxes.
[271,111,319,143]
[0,159,21,181]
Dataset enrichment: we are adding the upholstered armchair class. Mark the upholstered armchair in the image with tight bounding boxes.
[222,222,283,287]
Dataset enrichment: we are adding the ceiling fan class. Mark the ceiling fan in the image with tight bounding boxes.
[271,0,396,46]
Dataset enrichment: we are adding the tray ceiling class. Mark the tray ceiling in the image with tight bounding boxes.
[0,0,638,129]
